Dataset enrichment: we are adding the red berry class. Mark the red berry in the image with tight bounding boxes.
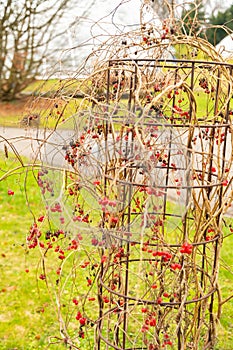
[141,307,148,313]
[93,180,100,185]
[87,278,92,286]
[38,216,45,222]
[76,311,82,320]
[103,296,110,303]
[141,324,149,332]
[79,317,86,326]
[101,255,107,264]
[149,318,156,326]
[163,292,170,298]
[72,298,79,305]
[7,189,14,196]
[58,254,65,260]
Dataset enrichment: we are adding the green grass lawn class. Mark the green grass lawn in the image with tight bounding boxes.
[0,155,96,349]
[0,155,60,349]
[0,78,90,129]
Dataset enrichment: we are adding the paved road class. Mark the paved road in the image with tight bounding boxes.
[0,126,75,166]
[0,126,41,160]
[0,126,232,217]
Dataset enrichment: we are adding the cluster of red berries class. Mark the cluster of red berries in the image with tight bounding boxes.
[73,214,90,223]
[215,130,226,145]
[7,189,14,195]
[64,135,86,167]
[67,239,79,251]
[45,229,64,240]
[68,183,80,196]
[180,242,193,254]
[138,185,163,197]
[72,203,90,223]
[98,197,117,208]
[76,311,87,326]
[199,77,215,94]
[27,223,42,249]
[90,237,106,247]
[50,202,62,213]
[37,169,53,195]
[170,263,182,270]
[152,250,172,261]
[114,247,125,261]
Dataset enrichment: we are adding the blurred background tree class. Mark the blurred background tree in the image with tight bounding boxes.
[205,4,233,45]
[180,0,233,45]
[181,0,205,37]
[0,0,95,101]
[0,0,232,102]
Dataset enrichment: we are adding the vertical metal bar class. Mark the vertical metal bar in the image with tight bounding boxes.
[97,61,112,350]
[177,61,195,350]
[197,67,221,334]
[122,131,134,349]
[161,65,178,229]
[122,64,138,349]
[217,65,232,213]
[183,61,195,237]
[128,75,133,112]
[208,66,232,345]
[132,61,138,114]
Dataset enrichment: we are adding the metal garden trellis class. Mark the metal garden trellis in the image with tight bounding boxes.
[87,58,233,350]
[37,56,233,350]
